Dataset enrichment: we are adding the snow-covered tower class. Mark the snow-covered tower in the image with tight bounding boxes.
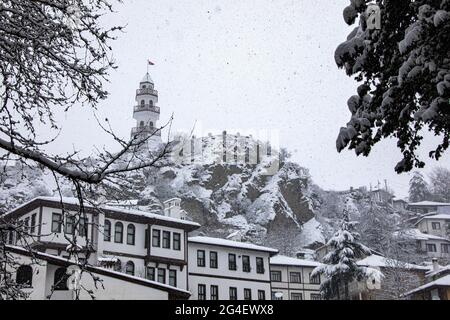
[131,72,162,149]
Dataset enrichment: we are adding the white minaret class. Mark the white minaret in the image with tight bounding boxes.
[131,72,162,149]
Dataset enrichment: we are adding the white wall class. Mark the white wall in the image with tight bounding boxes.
[188,242,272,300]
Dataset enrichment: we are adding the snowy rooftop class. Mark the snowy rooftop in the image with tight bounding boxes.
[357,255,429,271]
[401,228,450,242]
[416,213,450,222]
[188,236,278,254]
[6,196,200,228]
[270,255,321,267]
[405,274,450,296]
[426,265,450,278]
[141,72,154,84]
[6,245,190,296]
[408,201,450,207]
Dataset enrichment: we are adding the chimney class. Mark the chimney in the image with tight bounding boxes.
[432,258,439,272]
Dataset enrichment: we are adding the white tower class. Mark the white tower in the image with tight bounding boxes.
[131,72,162,149]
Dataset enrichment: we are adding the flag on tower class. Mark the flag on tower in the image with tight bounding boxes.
[148,59,155,65]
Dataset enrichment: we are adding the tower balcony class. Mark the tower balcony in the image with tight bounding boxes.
[136,88,158,97]
[131,126,162,137]
[134,104,160,114]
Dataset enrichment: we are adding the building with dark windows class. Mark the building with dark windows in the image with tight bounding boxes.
[3,196,200,297]
[269,255,323,300]
[187,236,278,300]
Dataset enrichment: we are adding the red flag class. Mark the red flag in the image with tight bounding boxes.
[148,59,155,65]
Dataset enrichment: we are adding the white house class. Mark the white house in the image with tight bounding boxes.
[187,236,278,300]
[3,196,200,294]
[415,213,450,239]
[407,201,450,214]
[269,255,322,300]
[4,245,190,300]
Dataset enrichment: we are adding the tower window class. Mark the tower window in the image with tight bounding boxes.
[149,100,153,106]
[139,121,145,127]
[140,100,145,106]
[150,122,154,128]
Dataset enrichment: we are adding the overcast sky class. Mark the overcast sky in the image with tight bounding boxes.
[49,0,450,198]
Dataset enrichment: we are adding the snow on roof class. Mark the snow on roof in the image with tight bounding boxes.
[402,228,450,241]
[417,213,450,221]
[141,72,154,84]
[357,255,429,271]
[405,274,450,296]
[408,201,450,207]
[6,245,190,295]
[5,196,200,228]
[270,255,321,267]
[188,236,278,254]
[426,265,450,278]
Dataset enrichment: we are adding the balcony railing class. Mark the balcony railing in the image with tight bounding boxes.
[131,126,162,136]
[136,88,158,96]
[134,104,160,113]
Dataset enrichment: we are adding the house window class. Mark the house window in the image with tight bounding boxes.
[256,257,264,274]
[53,267,69,290]
[157,269,166,284]
[441,244,450,254]
[30,214,36,234]
[270,271,282,282]
[310,273,321,284]
[16,265,33,287]
[162,231,171,249]
[432,222,441,230]
[169,270,177,287]
[197,250,206,267]
[258,290,266,300]
[152,229,161,247]
[244,288,252,300]
[104,220,111,242]
[125,261,135,276]
[145,228,149,248]
[114,222,123,243]
[290,272,302,283]
[51,213,62,233]
[24,217,30,232]
[79,217,88,237]
[211,285,219,300]
[146,267,155,281]
[228,253,237,271]
[291,293,303,300]
[198,284,206,300]
[127,224,135,245]
[427,243,437,252]
[311,294,322,300]
[173,233,181,250]
[65,216,75,235]
[210,251,218,269]
[242,255,250,272]
[229,287,237,300]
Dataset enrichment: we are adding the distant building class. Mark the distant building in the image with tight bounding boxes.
[131,72,162,149]
[402,228,450,261]
[187,236,278,300]
[407,201,450,214]
[406,260,450,300]
[269,255,322,300]
[415,213,450,239]
[353,255,428,300]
